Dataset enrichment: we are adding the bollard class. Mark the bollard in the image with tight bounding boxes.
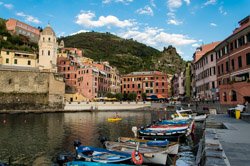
[235,110,240,119]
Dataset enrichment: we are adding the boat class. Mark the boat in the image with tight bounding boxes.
[107,117,122,122]
[135,118,195,141]
[157,119,189,125]
[147,123,189,131]
[171,108,195,120]
[118,137,172,147]
[104,141,179,165]
[172,108,207,122]
[74,141,131,164]
[65,161,131,166]
[194,114,207,122]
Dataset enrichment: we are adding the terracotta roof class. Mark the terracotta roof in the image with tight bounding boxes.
[194,41,220,63]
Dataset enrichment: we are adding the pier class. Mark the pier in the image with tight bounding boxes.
[197,114,250,166]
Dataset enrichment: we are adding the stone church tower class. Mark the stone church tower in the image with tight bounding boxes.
[38,24,58,72]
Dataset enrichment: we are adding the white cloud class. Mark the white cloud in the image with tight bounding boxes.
[136,6,153,16]
[167,0,182,11]
[219,6,227,15]
[102,0,133,4]
[184,0,190,5]
[210,23,217,27]
[118,26,197,47]
[57,32,66,37]
[204,0,216,6]
[70,29,89,36]
[75,11,135,28]
[192,43,200,47]
[4,3,13,9]
[16,12,41,24]
[0,2,3,5]
[150,0,156,7]
[103,0,111,3]
[167,19,183,25]
[167,12,183,26]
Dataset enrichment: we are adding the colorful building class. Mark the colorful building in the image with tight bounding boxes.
[193,42,220,101]
[215,15,250,105]
[121,71,168,101]
[184,62,192,98]
[38,25,58,72]
[171,72,185,97]
[57,53,120,101]
[6,18,40,43]
[0,49,37,68]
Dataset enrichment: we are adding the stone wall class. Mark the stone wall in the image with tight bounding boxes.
[0,69,65,110]
[64,101,152,111]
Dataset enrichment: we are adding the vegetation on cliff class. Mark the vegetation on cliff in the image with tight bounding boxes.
[0,18,37,52]
[60,32,186,74]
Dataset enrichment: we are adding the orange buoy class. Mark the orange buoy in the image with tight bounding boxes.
[131,150,143,165]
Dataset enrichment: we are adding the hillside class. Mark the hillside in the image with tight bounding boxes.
[60,32,186,74]
[0,18,37,52]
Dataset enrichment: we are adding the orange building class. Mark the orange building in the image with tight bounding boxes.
[121,71,168,101]
[6,18,40,43]
[215,15,250,105]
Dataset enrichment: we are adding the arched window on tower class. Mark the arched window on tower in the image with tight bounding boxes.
[48,37,51,42]
[43,37,45,41]
[42,50,44,55]
[48,50,50,56]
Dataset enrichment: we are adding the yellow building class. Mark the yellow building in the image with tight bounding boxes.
[0,49,37,68]
[65,93,89,102]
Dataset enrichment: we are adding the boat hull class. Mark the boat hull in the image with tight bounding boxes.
[105,141,179,165]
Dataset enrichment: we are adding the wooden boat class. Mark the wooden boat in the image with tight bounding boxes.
[135,118,195,141]
[75,145,131,163]
[147,123,189,131]
[118,137,171,147]
[107,117,122,122]
[157,119,189,125]
[65,161,130,166]
[104,141,179,165]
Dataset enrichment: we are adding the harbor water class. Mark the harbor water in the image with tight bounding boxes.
[0,111,198,165]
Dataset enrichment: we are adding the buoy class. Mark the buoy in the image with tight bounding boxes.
[131,150,143,165]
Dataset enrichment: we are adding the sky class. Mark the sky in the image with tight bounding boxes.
[0,0,250,60]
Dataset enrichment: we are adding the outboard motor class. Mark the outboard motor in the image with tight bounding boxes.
[99,136,108,147]
[56,153,74,166]
[74,140,81,148]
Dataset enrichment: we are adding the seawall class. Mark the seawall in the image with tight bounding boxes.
[0,68,65,110]
[64,101,152,111]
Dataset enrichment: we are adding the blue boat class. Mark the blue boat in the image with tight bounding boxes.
[75,145,131,163]
[65,161,131,166]
[157,119,189,125]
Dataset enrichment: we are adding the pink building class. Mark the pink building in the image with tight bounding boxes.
[193,42,220,100]
[6,18,40,43]
[60,47,83,57]
[121,71,168,101]
[57,54,120,100]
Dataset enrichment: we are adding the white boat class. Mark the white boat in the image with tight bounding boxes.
[172,108,207,122]
[194,114,207,122]
[104,141,179,165]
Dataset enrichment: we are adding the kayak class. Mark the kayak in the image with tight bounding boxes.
[107,118,122,122]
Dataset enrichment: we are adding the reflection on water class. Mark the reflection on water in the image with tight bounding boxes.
[0,111,195,165]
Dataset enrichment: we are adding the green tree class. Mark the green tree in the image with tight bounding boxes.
[106,92,114,98]
[142,93,147,101]
[115,93,123,101]
[127,92,137,101]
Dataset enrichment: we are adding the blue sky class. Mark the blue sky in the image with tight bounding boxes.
[0,0,250,60]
